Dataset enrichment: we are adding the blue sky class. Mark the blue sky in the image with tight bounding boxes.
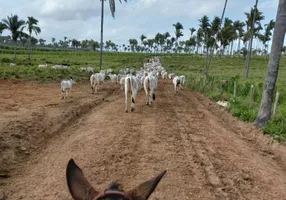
[0,0,283,47]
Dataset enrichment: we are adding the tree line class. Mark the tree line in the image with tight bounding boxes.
[1,9,285,60]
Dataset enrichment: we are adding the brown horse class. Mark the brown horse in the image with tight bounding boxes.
[66,159,166,200]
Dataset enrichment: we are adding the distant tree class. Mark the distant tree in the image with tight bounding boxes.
[2,14,26,61]
[173,22,184,53]
[26,16,41,60]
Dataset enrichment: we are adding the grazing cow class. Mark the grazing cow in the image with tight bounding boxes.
[9,63,16,67]
[124,74,138,112]
[90,73,105,93]
[179,75,186,87]
[80,67,94,73]
[173,76,182,94]
[66,159,166,200]
[168,73,175,82]
[144,74,157,106]
[38,63,48,68]
[119,76,126,90]
[162,71,168,83]
[61,78,75,99]
[108,74,118,83]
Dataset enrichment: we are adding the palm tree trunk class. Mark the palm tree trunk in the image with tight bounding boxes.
[255,0,286,128]
[238,38,241,52]
[205,0,228,75]
[99,0,104,71]
[28,33,31,60]
[13,41,16,61]
[245,0,259,78]
[230,41,234,56]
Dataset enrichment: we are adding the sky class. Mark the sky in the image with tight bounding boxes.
[0,0,283,47]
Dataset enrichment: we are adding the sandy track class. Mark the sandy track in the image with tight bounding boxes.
[2,80,286,199]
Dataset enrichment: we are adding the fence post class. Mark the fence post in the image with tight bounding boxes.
[211,76,214,91]
[250,85,254,107]
[193,76,196,90]
[273,91,280,120]
[234,81,237,98]
[203,75,206,92]
[220,78,223,96]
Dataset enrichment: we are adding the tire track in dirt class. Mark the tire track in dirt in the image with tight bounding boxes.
[171,87,286,199]
[164,85,224,199]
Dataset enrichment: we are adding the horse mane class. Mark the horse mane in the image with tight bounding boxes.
[107,182,124,191]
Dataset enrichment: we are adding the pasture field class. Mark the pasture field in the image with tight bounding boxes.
[1,50,286,199]
[1,51,286,139]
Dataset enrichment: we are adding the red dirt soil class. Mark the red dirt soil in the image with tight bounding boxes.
[1,79,286,199]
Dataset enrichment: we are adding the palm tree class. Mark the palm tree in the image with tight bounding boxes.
[140,34,146,47]
[198,16,211,55]
[162,32,171,52]
[39,38,46,46]
[173,22,184,53]
[205,0,228,75]
[26,16,41,60]
[0,22,7,49]
[52,37,56,46]
[99,0,128,70]
[2,14,26,61]
[258,20,275,54]
[0,22,7,36]
[196,28,203,54]
[190,27,196,36]
[245,1,265,78]
[255,0,286,128]
[205,16,221,75]
[233,20,245,52]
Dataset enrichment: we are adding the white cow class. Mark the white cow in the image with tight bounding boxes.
[144,74,157,106]
[124,74,139,113]
[120,76,126,90]
[90,73,105,93]
[179,75,186,87]
[173,76,183,94]
[168,73,175,82]
[38,63,48,68]
[61,78,75,99]
[108,74,118,83]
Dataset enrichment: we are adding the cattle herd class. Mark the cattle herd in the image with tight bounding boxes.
[59,57,186,112]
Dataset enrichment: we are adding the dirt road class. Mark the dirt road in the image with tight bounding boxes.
[2,80,286,199]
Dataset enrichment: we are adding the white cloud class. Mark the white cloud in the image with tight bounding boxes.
[0,0,282,45]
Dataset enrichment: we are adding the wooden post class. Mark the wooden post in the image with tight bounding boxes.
[203,75,206,92]
[234,81,237,97]
[211,76,214,91]
[220,77,223,96]
[250,85,254,107]
[193,76,196,90]
[273,91,280,120]
[203,75,206,87]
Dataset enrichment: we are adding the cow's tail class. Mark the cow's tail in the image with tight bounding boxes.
[149,78,156,101]
[90,75,94,88]
[129,78,135,104]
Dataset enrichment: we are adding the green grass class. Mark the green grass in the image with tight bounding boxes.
[1,50,286,141]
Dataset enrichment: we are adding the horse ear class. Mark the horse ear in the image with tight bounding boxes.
[66,159,99,200]
[128,170,166,200]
